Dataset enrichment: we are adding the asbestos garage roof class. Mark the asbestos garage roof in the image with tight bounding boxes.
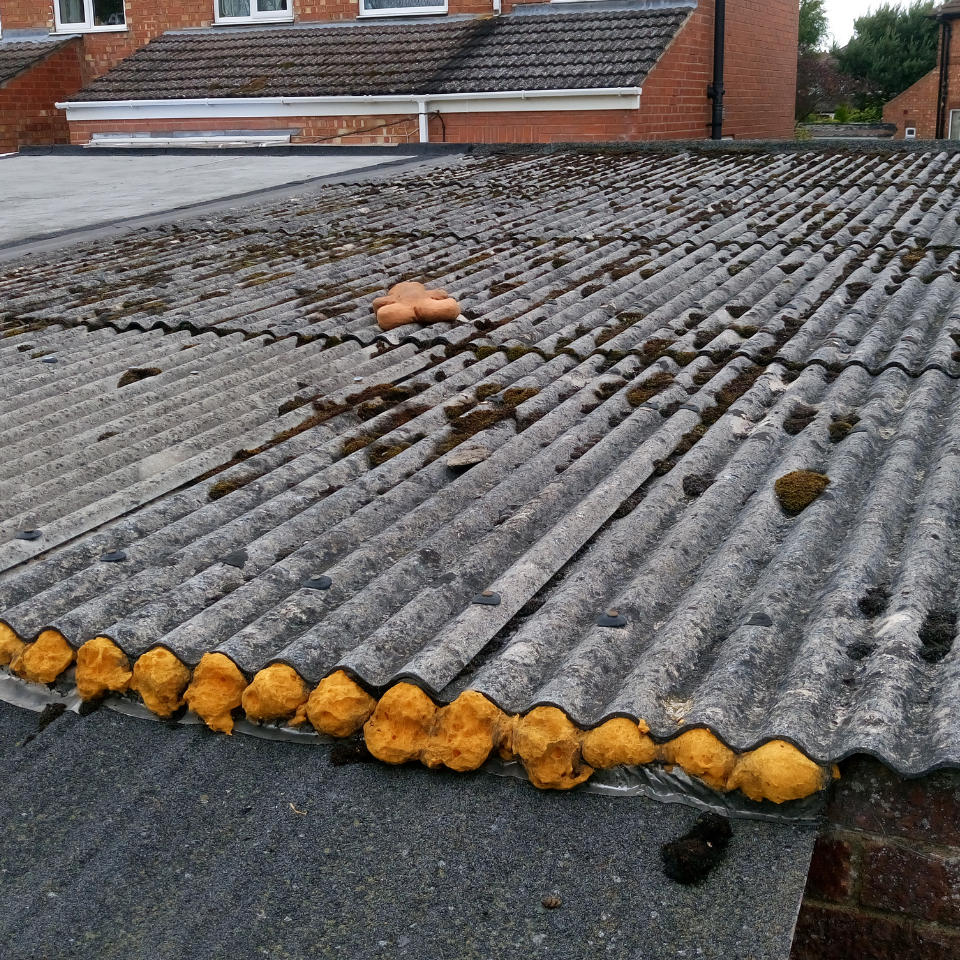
[0,37,73,87]
[68,5,692,102]
[3,146,960,778]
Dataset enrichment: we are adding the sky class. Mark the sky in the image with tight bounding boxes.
[823,0,887,46]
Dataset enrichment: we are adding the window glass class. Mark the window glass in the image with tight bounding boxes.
[92,0,125,25]
[219,0,249,15]
[256,0,287,10]
[58,0,86,24]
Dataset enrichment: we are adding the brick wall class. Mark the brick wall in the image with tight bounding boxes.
[0,39,84,152]
[882,21,960,140]
[791,756,960,960]
[67,108,649,144]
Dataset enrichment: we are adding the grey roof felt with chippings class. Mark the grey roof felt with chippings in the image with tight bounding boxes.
[4,147,960,775]
[0,38,73,87]
[0,700,817,960]
[68,7,691,101]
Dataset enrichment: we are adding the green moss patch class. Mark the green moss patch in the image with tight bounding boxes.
[774,470,830,514]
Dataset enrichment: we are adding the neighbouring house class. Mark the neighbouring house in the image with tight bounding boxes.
[884,0,960,139]
[0,0,798,148]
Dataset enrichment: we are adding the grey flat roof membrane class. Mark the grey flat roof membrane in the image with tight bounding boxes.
[0,153,415,248]
[2,148,960,777]
[0,701,816,960]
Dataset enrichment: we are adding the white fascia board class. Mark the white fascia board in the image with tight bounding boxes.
[57,88,641,121]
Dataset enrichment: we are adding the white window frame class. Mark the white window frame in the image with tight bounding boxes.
[53,0,128,33]
[949,111,960,140]
[357,0,447,18]
[904,126,917,140]
[213,0,294,25]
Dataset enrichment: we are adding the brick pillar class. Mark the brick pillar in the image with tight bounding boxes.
[791,757,960,960]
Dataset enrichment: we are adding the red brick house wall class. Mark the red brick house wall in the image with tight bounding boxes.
[0,39,84,152]
[791,756,960,960]
[883,23,960,140]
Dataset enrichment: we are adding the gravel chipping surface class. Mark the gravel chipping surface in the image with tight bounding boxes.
[0,700,816,960]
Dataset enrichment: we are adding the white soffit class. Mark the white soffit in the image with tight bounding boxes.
[58,88,643,121]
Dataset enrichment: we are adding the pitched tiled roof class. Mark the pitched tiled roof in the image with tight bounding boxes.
[0,38,72,87]
[3,146,960,790]
[69,8,692,101]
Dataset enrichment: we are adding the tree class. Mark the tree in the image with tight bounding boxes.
[799,0,829,52]
[796,54,870,120]
[836,1,939,106]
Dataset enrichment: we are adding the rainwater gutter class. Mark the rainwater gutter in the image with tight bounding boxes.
[57,88,643,122]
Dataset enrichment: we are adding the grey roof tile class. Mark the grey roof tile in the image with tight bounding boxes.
[0,37,72,87]
[69,8,691,102]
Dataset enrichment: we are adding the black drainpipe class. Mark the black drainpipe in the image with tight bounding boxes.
[937,19,952,139]
[707,0,726,140]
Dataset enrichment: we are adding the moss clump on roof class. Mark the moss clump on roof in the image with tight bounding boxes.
[626,372,674,407]
[783,403,817,435]
[209,474,254,501]
[774,470,830,514]
[117,366,161,388]
[829,413,860,442]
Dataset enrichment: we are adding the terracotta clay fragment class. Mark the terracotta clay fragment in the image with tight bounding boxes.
[372,282,460,331]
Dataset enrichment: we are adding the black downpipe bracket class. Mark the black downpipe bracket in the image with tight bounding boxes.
[707,0,726,140]
[937,20,952,139]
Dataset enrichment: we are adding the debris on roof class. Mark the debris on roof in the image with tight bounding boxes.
[3,146,960,803]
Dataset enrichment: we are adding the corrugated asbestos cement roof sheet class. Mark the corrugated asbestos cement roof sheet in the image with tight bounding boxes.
[68,7,691,101]
[3,147,960,782]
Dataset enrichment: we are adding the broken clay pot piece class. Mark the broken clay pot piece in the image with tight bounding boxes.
[372,282,460,331]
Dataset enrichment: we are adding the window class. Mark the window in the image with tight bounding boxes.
[950,111,960,140]
[55,0,126,31]
[215,0,293,23]
[904,127,917,140]
[358,0,447,18]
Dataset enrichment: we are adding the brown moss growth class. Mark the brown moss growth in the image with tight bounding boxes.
[307,670,377,737]
[627,372,674,407]
[364,683,438,764]
[75,636,132,701]
[662,729,737,791]
[435,391,538,457]
[241,663,309,724]
[476,383,502,402]
[184,653,248,734]
[502,387,539,408]
[774,470,830,514]
[117,367,161,388]
[727,740,832,803]
[581,718,658,768]
[0,622,26,666]
[421,691,509,772]
[10,630,75,684]
[514,706,593,790]
[209,475,254,501]
[131,647,191,718]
